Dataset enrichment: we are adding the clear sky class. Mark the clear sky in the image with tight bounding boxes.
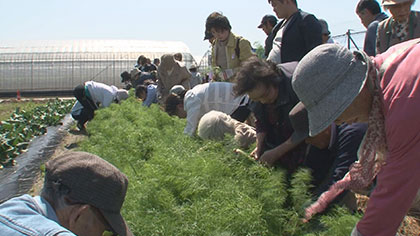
[1,0,419,62]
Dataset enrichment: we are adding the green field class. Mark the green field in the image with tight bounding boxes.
[0,100,48,121]
[0,99,74,168]
[74,97,360,235]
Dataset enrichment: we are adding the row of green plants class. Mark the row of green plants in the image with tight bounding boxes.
[77,97,360,235]
[0,99,74,168]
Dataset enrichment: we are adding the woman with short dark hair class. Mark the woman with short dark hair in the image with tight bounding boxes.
[234,57,304,172]
[205,12,254,82]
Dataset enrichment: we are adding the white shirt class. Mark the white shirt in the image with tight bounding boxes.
[267,19,292,65]
[183,82,248,136]
[85,81,118,108]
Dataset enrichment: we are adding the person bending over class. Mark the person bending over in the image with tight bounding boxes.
[0,151,133,236]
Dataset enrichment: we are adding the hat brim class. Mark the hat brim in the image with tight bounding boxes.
[257,23,264,28]
[101,209,133,236]
[307,52,369,136]
[382,0,411,6]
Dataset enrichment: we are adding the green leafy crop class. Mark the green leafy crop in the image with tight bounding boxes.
[0,99,74,168]
[77,98,360,235]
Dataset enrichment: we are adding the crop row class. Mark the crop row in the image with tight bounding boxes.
[0,99,74,169]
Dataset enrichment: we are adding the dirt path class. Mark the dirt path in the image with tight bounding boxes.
[28,129,87,195]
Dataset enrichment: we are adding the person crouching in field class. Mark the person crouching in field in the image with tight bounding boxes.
[135,82,158,107]
[292,40,420,236]
[288,102,367,211]
[157,54,191,102]
[233,57,305,173]
[164,82,250,136]
[197,110,256,149]
[72,81,129,131]
[0,151,133,236]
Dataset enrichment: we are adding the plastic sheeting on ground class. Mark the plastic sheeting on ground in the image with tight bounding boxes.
[0,115,74,203]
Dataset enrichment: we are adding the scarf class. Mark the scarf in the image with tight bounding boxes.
[304,58,388,221]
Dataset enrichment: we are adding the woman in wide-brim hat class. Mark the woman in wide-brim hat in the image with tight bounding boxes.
[292,40,420,235]
[376,0,420,54]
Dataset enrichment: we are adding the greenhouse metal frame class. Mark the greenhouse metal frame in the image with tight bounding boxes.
[0,40,196,96]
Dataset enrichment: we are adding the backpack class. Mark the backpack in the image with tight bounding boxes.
[235,37,241,59]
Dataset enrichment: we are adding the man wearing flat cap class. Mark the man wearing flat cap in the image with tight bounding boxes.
[0,151,133,236]
[376,0,420,54]
[257,14,279,57]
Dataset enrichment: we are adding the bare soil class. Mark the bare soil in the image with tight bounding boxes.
[356,194,420,235]
[28,128,87,196]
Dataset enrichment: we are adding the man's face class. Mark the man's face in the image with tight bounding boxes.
[357,9,375,28]
[387,1,413,23]
[210,28,230,42]
[261,22,273,35]
[270,0,289,19]
[67,204,117,236]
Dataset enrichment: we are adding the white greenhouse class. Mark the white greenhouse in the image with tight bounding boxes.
[0,40,196,96]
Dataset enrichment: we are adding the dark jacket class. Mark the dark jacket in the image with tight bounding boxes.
[250,74,299,150]
[279,10,323,63]
[363,12,388,56]
[264,22,282,57]
[249,74,302,172]
[304,123,368,197]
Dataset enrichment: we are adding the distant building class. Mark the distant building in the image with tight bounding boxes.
[0,40,196,94]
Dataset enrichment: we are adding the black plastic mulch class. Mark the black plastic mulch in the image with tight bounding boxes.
[0,115,74,203]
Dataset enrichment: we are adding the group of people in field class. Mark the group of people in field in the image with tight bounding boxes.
[161,1,420,235]
[0,0,420,235]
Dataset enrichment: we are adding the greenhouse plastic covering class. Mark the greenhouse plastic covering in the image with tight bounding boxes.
[0,40,195,93]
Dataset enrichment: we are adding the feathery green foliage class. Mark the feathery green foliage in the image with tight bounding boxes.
[77,97,360,235]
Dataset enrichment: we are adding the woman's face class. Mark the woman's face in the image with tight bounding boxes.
[210,28,230,42]
[387,1,413,23]
[247,83,278,104]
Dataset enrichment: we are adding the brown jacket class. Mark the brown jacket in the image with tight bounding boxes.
[376,11,420,54]
[157,54,191,100]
